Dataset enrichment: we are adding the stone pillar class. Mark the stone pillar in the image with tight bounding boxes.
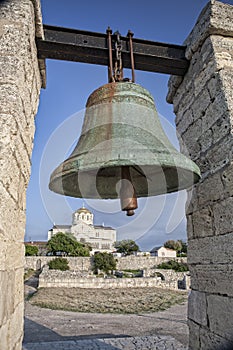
[0,1,45,349]
[167,1,233,349]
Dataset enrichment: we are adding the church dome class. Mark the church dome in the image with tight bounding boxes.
[75,207,92,214]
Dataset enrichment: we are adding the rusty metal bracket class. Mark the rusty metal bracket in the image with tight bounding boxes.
[37,24,189,76]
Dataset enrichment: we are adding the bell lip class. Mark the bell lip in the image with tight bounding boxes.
[49,162,201,199]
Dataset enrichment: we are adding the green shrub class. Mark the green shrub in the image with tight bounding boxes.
[48,258,70,271]
[157,260,188,272]
[93,252,116,274]
[25,245,38,256]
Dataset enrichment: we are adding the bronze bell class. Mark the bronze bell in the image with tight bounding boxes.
[49,81,201,216]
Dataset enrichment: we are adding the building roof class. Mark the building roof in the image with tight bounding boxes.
[53,225,71,229]
[24,241,47,246]
[94,225,115,230]
[150,246,176,253]
[150,246,163,252]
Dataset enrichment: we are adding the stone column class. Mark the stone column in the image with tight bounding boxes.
[0,1,45,349]
[167,1,233,349]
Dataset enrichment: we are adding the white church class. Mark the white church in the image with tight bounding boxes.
[48,206,116,254]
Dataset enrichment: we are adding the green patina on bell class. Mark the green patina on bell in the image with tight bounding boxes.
[49,81,200,215]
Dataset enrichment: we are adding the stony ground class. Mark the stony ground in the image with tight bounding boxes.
[24,300,188,349]
[28,286,187,314]
[24,274,189,349]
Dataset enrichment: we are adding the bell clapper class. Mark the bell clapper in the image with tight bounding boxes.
[120,166,138,216]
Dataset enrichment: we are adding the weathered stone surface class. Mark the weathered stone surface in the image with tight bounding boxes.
[185,187,198,215]
[167,1,233,348]
[197,173,224,206]
[213,196,233,235]
[180,119,202,160]
[188,319,200,350]
[199,328,233,350]
[186,214,194,240]
[0,1,43,349]
[189,264,233,297]
[221,164,233,197]
[188,290,207,326]
[25,255,187,273]
[207,294,233,341]
[198,128,212,153]
[192,206,213,238]
[201,92,229,133]
[188,233,233,265]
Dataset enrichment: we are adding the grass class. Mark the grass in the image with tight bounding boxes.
[29,287,187,314]
[24,269,35,281]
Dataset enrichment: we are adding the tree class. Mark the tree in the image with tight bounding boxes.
[47,232,91,257]
[25,245,38,256]
[164,240,182,253]
[48,258,70,271]
[114,239,139,256]
[93,252,117,274]
[157,260,188,272]
[178,240,187,254]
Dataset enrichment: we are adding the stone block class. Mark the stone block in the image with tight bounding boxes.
[173,85,195,118]
[192,206,213,238]
[9,302,24,348]
[0,20,30,56]
[176,109,193,136]
[202,92,229,133]
[185,187,198,215]
[189,264,233,297]
[186,214,194,240]
[0,182,26,241]
[207,72,223,101]
[0,56,25,85]
[221,164,233,197]
[14,267,24,309]
[199,128,213,153]
[197,173,224,206]
[212,36,233,70]
[194,155,211,179]
[0,321,9,350]
[220,69,233,105]
[191,88,211,124]
[181,119,202,160]
[188,233,233,265]
[6,243,25,271]
[207,294,233,341]
[207,135,233,173]
[188,290,207,326]
[188,319,200,350]
[213,196,233,235]
[200,328,233,350]
[13,138,31,183]
[212,115,231,145]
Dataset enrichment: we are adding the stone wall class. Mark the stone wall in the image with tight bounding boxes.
[25,255,187,271]
[38,267,188,290]
[0,1,44,349]
[167,1,233,349]
[25,256,92,271]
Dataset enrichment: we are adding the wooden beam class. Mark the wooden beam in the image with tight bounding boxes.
[37,25,189,76]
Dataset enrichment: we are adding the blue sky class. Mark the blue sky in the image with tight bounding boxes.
[25,0,233,250]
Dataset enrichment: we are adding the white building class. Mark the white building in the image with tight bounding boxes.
[150,246,177,258]
[48,206,116,254]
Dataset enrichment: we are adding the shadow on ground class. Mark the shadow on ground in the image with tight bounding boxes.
[23,317,130,343]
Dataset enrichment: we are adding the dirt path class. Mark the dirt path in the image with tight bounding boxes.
[24,300,188,346]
